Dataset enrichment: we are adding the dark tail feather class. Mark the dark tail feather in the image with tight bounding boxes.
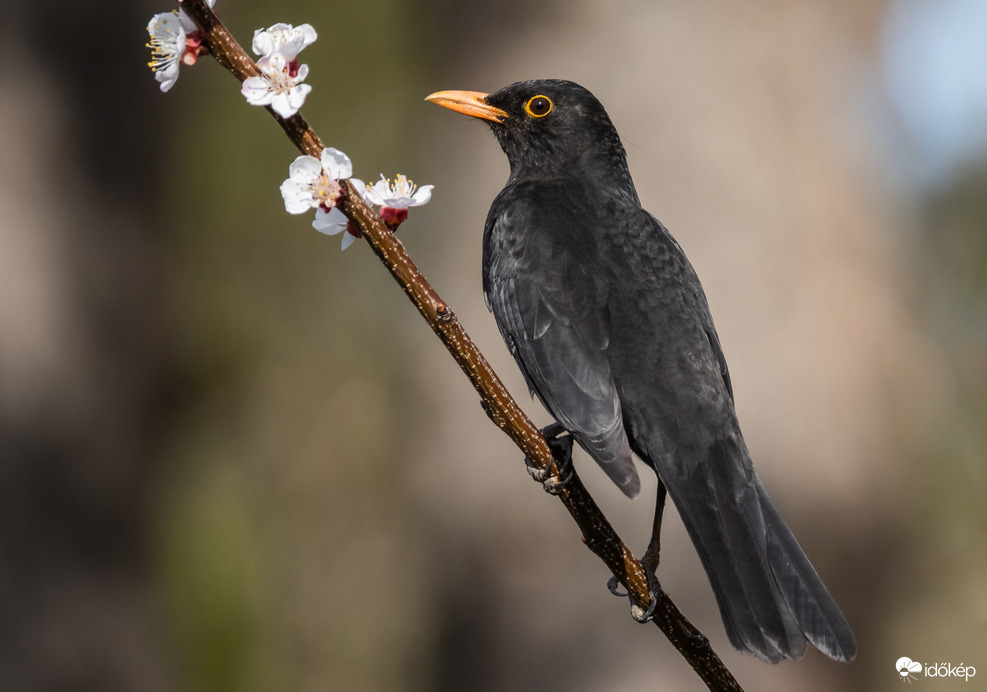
[664,437,855,663]
[757,477,857,662]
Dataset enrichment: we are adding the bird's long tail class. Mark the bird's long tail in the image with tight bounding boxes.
[756,474,857,661]
[665,437,856,663]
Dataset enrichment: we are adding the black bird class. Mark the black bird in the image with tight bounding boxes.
[426,79,856,664]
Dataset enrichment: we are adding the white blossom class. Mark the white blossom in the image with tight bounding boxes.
[363,174,433,209]
[145,0,214,92]
[279,147,357,214]
[241,53,312,118]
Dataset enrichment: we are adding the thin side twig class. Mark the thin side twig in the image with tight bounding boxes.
[175,1,744,689]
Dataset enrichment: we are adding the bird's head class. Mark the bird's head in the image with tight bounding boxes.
[427,79,634,194]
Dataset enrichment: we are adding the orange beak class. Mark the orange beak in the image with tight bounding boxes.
[425,90,509,124]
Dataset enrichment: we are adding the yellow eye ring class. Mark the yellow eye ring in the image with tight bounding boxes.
[524,95,553,118]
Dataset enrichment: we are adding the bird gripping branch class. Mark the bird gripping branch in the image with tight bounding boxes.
[427,79,856,664]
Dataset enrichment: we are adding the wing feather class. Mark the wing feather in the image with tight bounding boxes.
[484,191,640,497]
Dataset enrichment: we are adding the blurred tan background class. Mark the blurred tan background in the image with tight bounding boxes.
[1,0,985,690]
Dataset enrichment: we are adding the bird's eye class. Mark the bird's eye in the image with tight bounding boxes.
[524,95,553,118]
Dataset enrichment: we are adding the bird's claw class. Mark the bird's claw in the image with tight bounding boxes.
[630,571,663,624]
[630,595,658,623]
[525,423,574,495]
[606,575,628,597]
[524,456,573,495]
[608,564,662,623]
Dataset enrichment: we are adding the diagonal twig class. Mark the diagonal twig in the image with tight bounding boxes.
[175,1,744,689]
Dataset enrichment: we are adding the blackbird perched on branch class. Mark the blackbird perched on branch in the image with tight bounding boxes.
[426,79,856,664]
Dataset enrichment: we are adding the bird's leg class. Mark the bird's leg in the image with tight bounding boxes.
[524,422,574,495]
[609,479,668,623]
[628,479,667,622]
[642,478,667,576]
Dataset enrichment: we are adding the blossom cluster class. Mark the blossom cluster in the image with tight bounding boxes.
[146,3,314,118]
[241,23,317,118]
[280,149,433,250]
[146,3,432,251]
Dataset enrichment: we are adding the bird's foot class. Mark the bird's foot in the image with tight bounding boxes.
[524,422,574,495]
[629,570,663,624]
[608,556,662,623]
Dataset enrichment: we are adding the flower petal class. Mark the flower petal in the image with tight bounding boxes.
[340,231,358,251]
[280,179,313,214]
[177,11,197,33]
[320,148,353,180]
[280,155,323,213]
[251,22,318,59]
[409,184,434,206]
[240,75,273,105]
[154,62,181,92]
[295,24,318,48]
[287,155,323,183]
[270,89,303,118]
[313,206,348,235]
[285,83,312,115]
[362,176,389,206]
[256,52,287,74]
[251,27,275,57]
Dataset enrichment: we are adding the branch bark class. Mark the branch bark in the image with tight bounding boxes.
[176,1,744,689]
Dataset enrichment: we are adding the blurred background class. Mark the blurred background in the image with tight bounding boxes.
[1,0,985,690]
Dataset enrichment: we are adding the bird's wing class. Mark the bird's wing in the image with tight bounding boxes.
[483,195,640,498]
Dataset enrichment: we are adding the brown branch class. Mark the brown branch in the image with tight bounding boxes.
[175,1,744,689]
